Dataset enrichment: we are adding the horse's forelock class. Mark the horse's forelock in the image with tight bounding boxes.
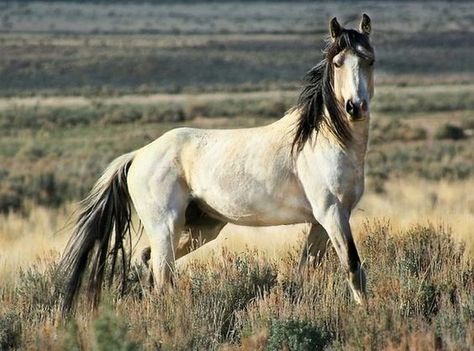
[329,29,373,60]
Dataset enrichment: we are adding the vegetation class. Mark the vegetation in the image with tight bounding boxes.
[0,223,472,350]
[434,123,466,141]
[1,2,473,96]
[1,91,472,213]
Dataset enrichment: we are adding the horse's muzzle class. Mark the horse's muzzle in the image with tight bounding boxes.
[346,99,368,121]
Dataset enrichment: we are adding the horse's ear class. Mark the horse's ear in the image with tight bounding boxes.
[359,13,371,35]
[329,17,342,40]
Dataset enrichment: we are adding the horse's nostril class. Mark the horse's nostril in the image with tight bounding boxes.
[346,100,354,115]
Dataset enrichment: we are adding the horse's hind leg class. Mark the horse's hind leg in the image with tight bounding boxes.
[144,212,185,288]
[298,223,330,273]
[128,175,188,291]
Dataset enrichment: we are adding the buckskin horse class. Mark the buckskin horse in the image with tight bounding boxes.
[60,14,375,311]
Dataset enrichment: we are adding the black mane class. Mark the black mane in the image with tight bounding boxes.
[291,29,373,152]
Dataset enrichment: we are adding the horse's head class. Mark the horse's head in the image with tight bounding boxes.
[328,14,375,121]
[292,14,375,151]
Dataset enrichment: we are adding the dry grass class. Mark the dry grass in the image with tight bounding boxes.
[0,3,473,348]
[0,205,70,284]
[0,178,473,349]
[354,178,474,253]
[0,220,472,350]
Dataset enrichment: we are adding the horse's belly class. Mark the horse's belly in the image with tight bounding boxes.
[191,182,314,226]
[231,210,312,226]
[183,129,313,225]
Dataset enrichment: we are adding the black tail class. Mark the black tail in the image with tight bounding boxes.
[59,152,135,313]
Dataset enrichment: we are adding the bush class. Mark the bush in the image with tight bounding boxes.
[94,307,139,351]
[0,188,22,213]
[187,253,277,346]
[100,107,142,125]
[434,123,466,140]
[0,312,22,350]
[267,318,331,351]
[371,119,427,144]
[1,223,473,350]
[15,262,63,319]
[61,319,82,351]
[141,105,186,123]
[461,117,474,130]
[0,106,102,130]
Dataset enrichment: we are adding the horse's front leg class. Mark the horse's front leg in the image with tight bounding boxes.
[317,204,366,304]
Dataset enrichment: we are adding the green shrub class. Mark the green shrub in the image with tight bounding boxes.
[0,312,22,350]
[30,171,69,207]
[189,254,277,345]
[94,307,139,351]
[371,119,427,144]
[434,124,466,140]
[141,105,186,123]
[366,170,389,194]
[267,318,331,351]
[100,106,142,125]
[461,117,474,130]
[16,142,47,161]
[15,262,63,319]
[61,319,82,351]
[0,106,103,130]
[0,187,22,213]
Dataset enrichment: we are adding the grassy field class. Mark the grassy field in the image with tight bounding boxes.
[1,1,473,350]
[1,2,473,96]
[1,218,473,350]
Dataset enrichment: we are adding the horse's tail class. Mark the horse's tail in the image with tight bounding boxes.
[59,151,136,313]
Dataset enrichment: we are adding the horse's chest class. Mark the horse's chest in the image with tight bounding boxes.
[324,154,365,209]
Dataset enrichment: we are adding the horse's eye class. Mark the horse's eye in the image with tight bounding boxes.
[334,59,343,68]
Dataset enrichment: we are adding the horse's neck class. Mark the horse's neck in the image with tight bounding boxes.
[313,116,370,166]
[270,109,370,164]
[346,118,370,163]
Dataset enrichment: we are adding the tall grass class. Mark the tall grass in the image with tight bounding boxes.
[0,222,472,350]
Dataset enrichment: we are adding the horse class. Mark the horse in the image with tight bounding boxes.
[59,14,375,312]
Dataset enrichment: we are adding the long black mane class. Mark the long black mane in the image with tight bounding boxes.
[292,29,373,152]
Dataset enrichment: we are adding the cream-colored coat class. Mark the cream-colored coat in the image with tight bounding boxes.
[128,104,370,304]
[59,16,375,311]
[126,25,375,301]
